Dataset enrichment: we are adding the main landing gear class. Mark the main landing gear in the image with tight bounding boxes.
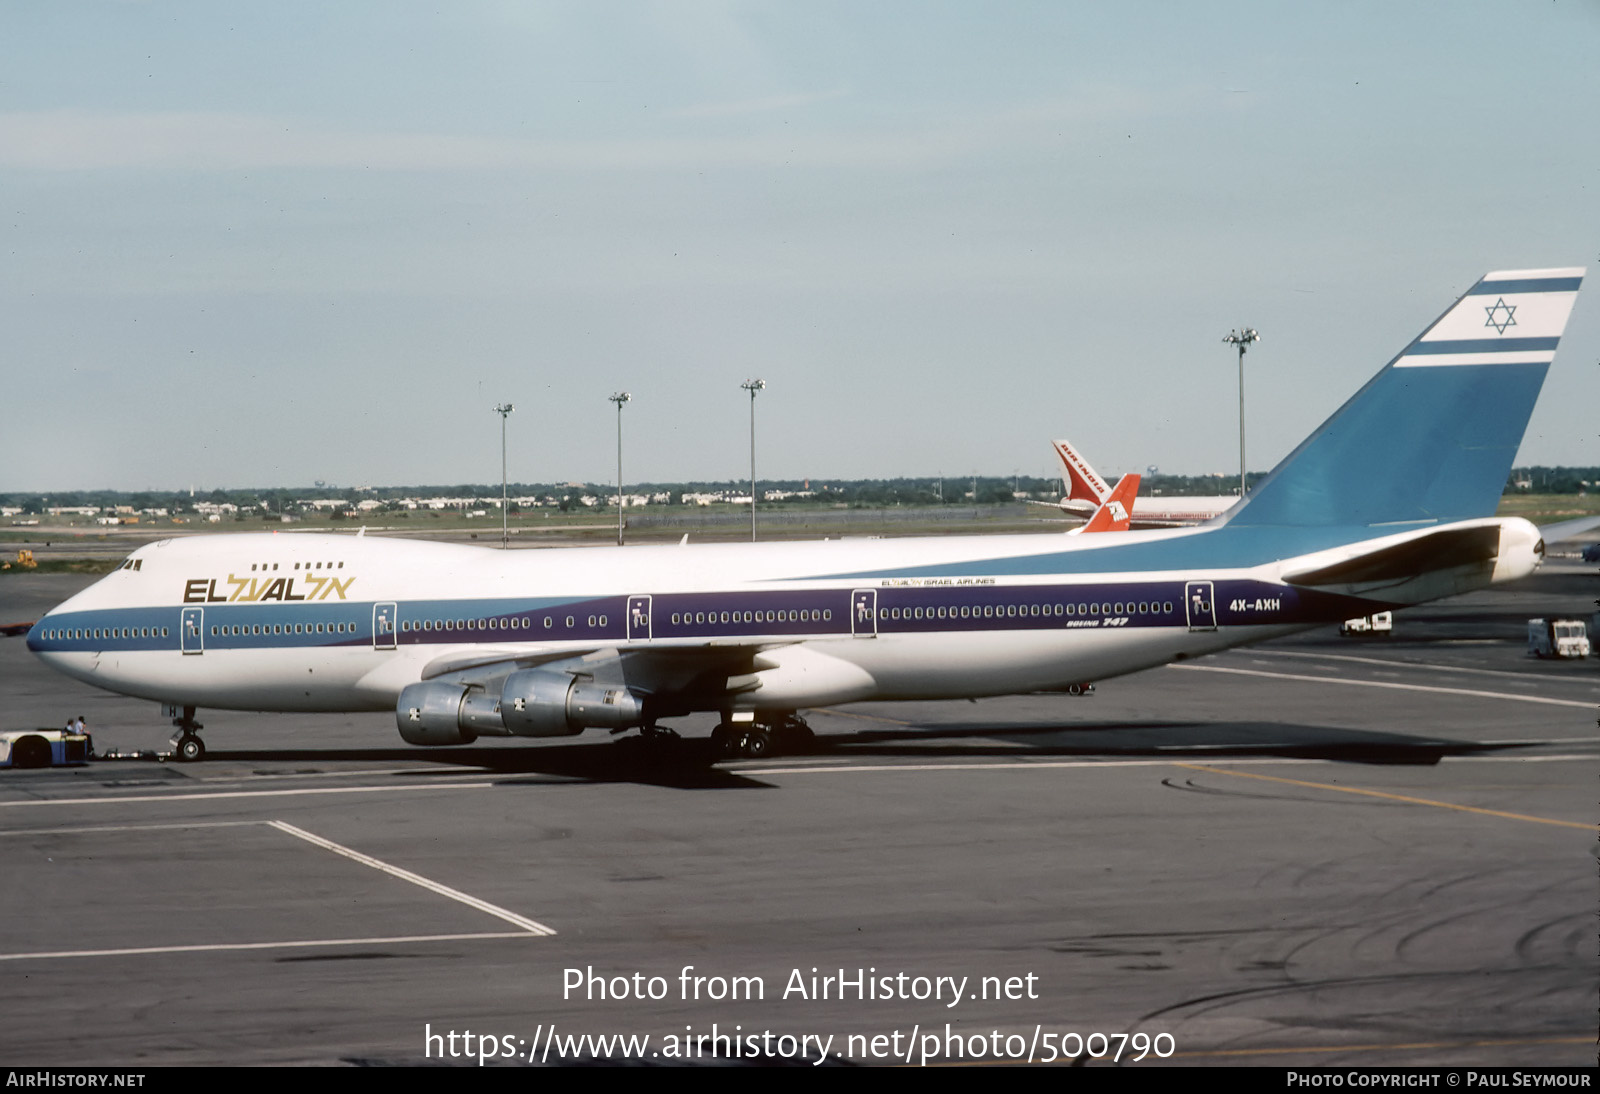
[710,713,816,761]
[629,724,681,749]
[170,706,206,763]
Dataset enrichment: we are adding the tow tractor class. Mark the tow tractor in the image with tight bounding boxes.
[0,729,92,768]
[1,728,189,767]
[1527,618,1591,660]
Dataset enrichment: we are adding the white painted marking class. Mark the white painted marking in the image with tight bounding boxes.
[0,932,539,963]
[1479,737,1600,746]
[0,781,494,808]
[1241,648,1600,688]
[1455,753,1600,763]
[190,766,497,784]
[267,820,556,936]
[741,758,1204,776]
[1169,663,1595,708]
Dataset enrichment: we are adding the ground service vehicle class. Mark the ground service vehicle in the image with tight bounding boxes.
[1340,612,1393,636]
[1527,618,1590,659]
[0,729,91,768]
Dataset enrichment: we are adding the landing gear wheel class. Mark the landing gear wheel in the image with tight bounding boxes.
[638,725,680,750]
[174,734,205,763]
[709,714,814,761]
[709,724,740,759]
[710,722,752,754]
[773,717,816,753]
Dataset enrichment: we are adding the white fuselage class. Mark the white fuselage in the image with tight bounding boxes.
[27,519,1540,724]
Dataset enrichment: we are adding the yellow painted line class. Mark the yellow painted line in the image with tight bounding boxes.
[814,707,913,726]
[1170,662,1595,709]
[1245,647,1600,687]
[0,820,260,837]
[1176,764,1592,830]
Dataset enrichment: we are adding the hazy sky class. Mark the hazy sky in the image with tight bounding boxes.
[4,2,1597,493]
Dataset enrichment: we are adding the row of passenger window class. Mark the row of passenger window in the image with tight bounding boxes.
[875,600,1175,621]
[401,615,607,633]
[42,626,169,641]
[211,622,356,637]
[672,608,831,626]
[249,561,346,571]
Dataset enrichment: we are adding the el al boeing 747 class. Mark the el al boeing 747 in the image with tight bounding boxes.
[26,267,1584,760]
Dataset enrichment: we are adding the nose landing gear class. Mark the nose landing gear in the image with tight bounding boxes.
[170,706,206,762]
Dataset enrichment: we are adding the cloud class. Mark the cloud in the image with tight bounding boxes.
[663,88,852,119]
[0,109,977,173]
[0,90,1186,175]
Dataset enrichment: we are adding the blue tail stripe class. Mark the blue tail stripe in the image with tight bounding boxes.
[1468,277,1582,294]
[1405,337,1558,355]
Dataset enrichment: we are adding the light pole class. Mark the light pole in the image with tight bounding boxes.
[493,403,514,549]
[609,391,630,546]
[741,379,765,541]
[1222,328,1260,497]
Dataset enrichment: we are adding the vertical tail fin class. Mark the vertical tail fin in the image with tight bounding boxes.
[1052,439,1111,505]
[1078,473,1141,534]
[1226,268,1583,530]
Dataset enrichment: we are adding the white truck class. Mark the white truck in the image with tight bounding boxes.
[1527,618,1591,660]
[1340,611,1393,636]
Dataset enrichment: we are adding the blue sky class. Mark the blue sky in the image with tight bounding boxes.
[3,2,1596,492]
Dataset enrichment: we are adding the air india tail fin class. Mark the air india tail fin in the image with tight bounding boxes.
[1052,439,1111,506]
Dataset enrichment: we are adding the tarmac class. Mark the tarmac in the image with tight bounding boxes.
[1,557,1595,1067]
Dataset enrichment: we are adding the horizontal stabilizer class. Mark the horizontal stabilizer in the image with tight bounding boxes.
[1537,514,1600,545]
[1284,525,1501,586]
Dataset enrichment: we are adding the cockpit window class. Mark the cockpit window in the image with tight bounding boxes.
[119,558,143,571]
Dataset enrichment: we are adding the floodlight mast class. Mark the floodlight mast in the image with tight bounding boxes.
[493,403,514,549]
[609,392,631,546]
[1222,328,1260,497]
[741,379,766,541]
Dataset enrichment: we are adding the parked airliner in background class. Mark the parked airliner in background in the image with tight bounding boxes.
[1070,472,1140,535]
[26,268,1584,760]
[1047,439,1236,527]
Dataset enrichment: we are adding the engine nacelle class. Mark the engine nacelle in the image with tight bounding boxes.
[396,681,506,746]
[500,667,646,737]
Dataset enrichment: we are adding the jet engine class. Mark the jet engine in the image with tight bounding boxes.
[395,681,507,746]
[499,666,646,737]
[394,661,649,745]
